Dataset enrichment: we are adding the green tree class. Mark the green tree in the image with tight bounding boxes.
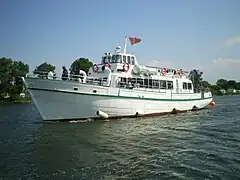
[201,80,211,88]
[69,58,93,74]
[227,80,237,89]
[210,84,223,95]
[237,82,240,90]
[33,62,55,74]
[0,57,12,93]
[216,79,228,90]
[33,62,55,79]
[0,57,29,100]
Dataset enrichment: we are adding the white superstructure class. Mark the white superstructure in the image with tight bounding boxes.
[22,37,214,121]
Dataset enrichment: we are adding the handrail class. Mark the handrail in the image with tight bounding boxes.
[26,71,110,86]
[26,71,209,94]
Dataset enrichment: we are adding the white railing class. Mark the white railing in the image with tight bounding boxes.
[26,71,211,95]
[26,71,110,86]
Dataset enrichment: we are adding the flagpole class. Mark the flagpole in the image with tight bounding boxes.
[123,35,128,54]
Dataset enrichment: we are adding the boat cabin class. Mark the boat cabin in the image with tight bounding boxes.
[79,35,206,95]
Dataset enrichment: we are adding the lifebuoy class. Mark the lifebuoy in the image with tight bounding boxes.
[93,64,98,72]
[104,62,111,68]
[123,63,130,72]
[161,68,166,76]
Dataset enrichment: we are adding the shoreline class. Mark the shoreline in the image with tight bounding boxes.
[0,99,32,104]
[213,93,240,96]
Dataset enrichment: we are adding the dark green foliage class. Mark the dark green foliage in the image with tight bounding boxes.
[69,58,93,74]
[227,80,238,90]
[216,79,229,90]
[33,62,56,79]
[210,85,223,95]
[33,62,55,74]
[201,81,211,88]
[0,57,29,100]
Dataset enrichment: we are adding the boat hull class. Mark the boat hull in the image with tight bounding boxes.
[24,78,213,121]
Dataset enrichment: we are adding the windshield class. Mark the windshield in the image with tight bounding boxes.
[112,55,122,63]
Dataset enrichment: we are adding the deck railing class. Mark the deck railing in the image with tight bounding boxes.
[26,71,211,94]
[26,71,109,86]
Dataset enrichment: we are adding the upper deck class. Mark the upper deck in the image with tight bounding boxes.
[25,36,206,94]
[88,44,190,79]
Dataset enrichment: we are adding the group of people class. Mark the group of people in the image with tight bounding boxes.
[44,66,68,80]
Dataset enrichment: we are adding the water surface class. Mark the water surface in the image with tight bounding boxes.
[0,96,240,179]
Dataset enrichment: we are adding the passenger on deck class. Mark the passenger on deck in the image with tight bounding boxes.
[61,66,68,80]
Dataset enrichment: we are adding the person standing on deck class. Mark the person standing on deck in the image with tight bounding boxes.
[61,66,68,80]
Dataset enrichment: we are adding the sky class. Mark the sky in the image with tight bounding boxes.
[0,0,240,84]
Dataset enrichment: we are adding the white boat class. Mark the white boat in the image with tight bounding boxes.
[22,36,215,121]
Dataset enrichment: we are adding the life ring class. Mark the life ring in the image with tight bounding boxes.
[161,68,166,76]
[93,64,98,72]
[123,63,130,72]
[104,62,111,69]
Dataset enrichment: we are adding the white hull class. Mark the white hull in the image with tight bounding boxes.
[23,78,213,121]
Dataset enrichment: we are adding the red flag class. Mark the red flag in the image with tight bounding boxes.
[129,37,141,45]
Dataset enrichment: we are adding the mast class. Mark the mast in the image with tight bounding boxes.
[123,35,128,54]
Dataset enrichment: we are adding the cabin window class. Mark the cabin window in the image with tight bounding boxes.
[160,80,166,89]
[141,79,160,89]
[188,83,192,90]
[87,77,108,85]
[111,55,116,63]
[152,79,159,89]
[112,55,122,63]
[144,79,149,88]
[137,78,144,87]
[110,56,115,63]
[167,81,173,89]
[149,79,153,88]
[131,78,137,84]
[102,56,109,64]
[127,56,131,64]
[131,56,135,65]
[183,82,187,89]
[123,55,126,63]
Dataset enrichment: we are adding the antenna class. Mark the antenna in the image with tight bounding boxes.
[116,39,119,47]
[123,35,128,54]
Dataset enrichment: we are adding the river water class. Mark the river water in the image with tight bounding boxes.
[0,96,240,180]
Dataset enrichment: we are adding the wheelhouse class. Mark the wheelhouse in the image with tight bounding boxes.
[102,53,136,65]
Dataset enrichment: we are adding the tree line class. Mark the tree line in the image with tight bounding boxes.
[0,57,93,101]
[201,79,240,95]
[0,56,239,101]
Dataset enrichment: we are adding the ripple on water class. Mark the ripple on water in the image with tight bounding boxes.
[1,96,240,179]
